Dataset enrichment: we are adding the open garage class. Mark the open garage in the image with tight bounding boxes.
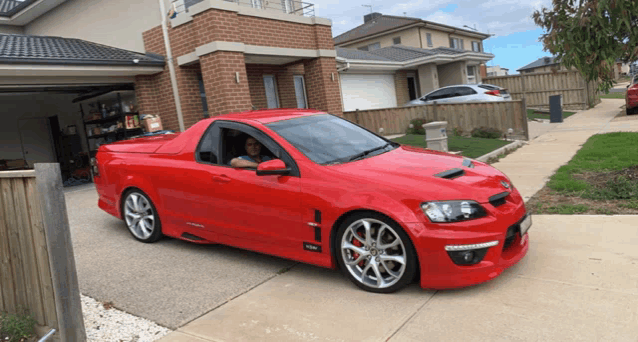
[0,34,164,185]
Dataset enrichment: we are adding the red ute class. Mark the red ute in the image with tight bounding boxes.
[626,78,638,115]
[93,110,530,293]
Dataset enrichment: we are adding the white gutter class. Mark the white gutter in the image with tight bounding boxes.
[158,0,185,132]
[340,52,494,71]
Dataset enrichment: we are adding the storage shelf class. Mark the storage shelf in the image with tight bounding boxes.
[87,127,143,140]
[84,112,139,125]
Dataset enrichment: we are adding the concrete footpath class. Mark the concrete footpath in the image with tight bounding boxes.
[158,99,638,341]
[493,99,634,201]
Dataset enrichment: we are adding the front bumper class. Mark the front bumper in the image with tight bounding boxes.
[409,189,530,289]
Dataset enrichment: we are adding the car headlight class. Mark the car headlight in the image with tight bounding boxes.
[421,201,487,223]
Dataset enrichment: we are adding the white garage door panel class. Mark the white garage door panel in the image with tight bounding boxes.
[341,74,397,112]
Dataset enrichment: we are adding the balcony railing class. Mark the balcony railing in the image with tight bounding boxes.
[173,0,315,17]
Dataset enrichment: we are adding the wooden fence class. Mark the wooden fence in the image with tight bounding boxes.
[483,70,600,110]
[343,100,529,140]
[0,164,86,341]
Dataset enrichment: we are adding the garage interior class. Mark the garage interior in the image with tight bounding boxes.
[0,84,141,186]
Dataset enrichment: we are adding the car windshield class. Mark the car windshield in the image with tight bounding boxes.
[266,114,396,164]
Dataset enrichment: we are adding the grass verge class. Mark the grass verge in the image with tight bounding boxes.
[391,134,511,159]
[599,92,626,99]
[527,132,638,215]
[526,109,576,121]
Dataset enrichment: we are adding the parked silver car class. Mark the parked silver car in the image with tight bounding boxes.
[406,84,512,106]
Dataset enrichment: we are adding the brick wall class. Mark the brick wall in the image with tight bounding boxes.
[200,51,253,116]
[246,63,305,109]
[193,9,242,46]
[137,7,340,130]
[303,57,342,115]
[394,71,409,106]
[239,16,318,49]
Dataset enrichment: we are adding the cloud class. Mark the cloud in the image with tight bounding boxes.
[317,0,553,37]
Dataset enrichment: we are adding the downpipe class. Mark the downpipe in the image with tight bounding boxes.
[158,0,186,132]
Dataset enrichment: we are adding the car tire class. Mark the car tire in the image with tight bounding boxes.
[335,212,417,293]
[122,189,162,243]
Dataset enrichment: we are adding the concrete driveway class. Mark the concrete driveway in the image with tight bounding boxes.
[65,186,296,329]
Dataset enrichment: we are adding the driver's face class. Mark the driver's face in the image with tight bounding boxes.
[245,137,261,158]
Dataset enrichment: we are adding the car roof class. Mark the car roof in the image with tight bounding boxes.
[212,109,327,124]
[425,83,501,94]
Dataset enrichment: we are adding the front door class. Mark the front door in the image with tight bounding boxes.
[18,118,56,168]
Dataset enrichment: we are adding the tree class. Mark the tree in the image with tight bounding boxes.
[533,0,638,92]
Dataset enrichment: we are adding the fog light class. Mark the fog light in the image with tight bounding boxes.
[447,248,489,266]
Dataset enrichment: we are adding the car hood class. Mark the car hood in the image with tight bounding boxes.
[330,146,511,204]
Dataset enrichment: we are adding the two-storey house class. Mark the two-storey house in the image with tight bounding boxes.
[334,13,494,111]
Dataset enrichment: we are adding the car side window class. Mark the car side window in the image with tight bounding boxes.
[196,122,220,164]
[216,121,301,177]
[426,88,453,101]
[455,87,478,96]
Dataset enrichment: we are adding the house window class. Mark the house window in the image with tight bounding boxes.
[393,37,401,45]
[357,42,380,51]
[251,0,262,9]
[472,41,481,52]
[449,38,460,49]
[293,75,308,109]
[282,0,294,13]
[426,33,433,47]
[368,42,381,51]
[263,75,280,109]
[197,72,209,118]
[467,65,477,84]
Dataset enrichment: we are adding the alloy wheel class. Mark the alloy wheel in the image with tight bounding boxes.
[124,192,156,240]
[340,218,407,289]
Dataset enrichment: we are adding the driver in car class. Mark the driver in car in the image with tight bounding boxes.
[230,136,272,168]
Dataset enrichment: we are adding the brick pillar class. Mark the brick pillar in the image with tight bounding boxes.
[394,71,409,106]
[134,75,160,116]
[200,51,252,116]
[303,57,343,115]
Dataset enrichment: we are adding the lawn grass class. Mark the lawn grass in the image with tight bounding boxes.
[526,109,576,121]
[391,134,511,159]
[533,203,589,214]
[599,92,626,99]
[547,132,638,195]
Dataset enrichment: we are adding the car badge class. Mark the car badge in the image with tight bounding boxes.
[501,180,510,189]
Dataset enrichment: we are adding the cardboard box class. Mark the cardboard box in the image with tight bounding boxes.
[142,115,163,132]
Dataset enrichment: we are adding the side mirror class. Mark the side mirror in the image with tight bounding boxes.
[256,159,290,176]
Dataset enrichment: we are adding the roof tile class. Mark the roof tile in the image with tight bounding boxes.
[0,34,165,66]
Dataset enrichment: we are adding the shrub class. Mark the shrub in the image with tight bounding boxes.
[471,127,502,139]
[406,118,429,135]
[452,127,464,137]
[0,309,37,342]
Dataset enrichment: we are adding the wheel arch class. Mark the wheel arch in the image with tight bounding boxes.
[116,175,162,219]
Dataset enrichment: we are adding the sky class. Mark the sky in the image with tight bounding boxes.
[313,0,553,73]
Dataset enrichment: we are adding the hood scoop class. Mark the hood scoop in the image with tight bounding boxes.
[434,168,465,179]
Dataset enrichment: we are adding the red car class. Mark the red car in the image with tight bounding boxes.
[93,110,530,293]
[626,76,638,115]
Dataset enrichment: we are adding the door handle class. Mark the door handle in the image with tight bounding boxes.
[212,175,231,183]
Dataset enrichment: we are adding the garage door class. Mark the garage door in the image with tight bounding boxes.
[340,74,398,111]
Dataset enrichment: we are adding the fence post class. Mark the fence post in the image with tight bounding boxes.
[432,101,438,121]
[521,98,530,141]
[584,77,590,109]
[34,164,86,342]
[520,74,527,103]
[354,109,360,125]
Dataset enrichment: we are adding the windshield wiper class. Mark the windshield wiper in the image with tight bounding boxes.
[347,143,393,162]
